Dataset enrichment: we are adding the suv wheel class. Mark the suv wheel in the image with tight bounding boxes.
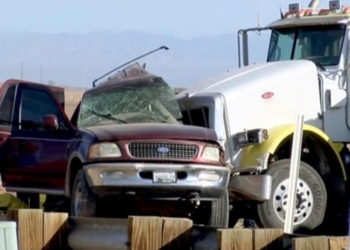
[71,169,97,217]
[209,190,229,227]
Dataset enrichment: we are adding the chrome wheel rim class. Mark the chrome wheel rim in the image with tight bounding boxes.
[272,178,314,225]
[74,181,82,215]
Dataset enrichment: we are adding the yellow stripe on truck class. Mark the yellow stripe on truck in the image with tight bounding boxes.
[239,124,346,180]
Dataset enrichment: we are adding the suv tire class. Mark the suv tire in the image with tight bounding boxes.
[209,190,229,227]
[71,169,97,217]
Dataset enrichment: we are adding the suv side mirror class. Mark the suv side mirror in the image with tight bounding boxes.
[42,114,59,130]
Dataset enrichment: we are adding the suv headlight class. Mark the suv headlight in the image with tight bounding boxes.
[88,142,122,159]
[202,146,220,161]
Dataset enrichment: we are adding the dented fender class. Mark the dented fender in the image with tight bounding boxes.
[228,174,272,201]
[238,124,346,180]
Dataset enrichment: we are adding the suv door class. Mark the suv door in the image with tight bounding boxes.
[0,84,17,185]
[0,84,17,146]
[4,83,73,195]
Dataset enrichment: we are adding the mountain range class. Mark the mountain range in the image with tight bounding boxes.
[0,30,270,88]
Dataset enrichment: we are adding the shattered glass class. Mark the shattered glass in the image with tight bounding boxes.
[78,76,182,127]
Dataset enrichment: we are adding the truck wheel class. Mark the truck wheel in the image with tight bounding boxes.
[256,159,327,232]
[71,169,97,217]
[209,190,229,227]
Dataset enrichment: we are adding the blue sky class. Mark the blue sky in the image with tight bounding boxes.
[0,0,321,87]
[1,0,314,38]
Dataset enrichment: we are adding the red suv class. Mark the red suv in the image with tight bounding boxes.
[0,64,231,227]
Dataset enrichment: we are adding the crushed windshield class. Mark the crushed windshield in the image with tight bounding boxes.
[267,25,346,66]
[77,77,182,127]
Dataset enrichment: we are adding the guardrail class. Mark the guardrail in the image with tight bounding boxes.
[1,209,349,250]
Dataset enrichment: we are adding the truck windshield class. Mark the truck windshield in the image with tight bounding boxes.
[77,77,182,127]
[267,25,346,66]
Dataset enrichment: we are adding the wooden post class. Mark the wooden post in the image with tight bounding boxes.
[7,209,43,250]
[161,217,192,250]
[43,212,68,250]
[217,229,253,250]
[329,237,349,250]
[128,216,163,250]
[292,236,329,250]
[254,229,284,250]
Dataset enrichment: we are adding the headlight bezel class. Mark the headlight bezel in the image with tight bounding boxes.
[234,128,268,149]
[201,146,221,162]
[88,142,122,160]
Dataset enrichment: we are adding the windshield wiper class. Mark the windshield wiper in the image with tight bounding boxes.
[86,108,128,124]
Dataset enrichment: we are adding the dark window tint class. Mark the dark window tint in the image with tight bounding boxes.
[181,107,209,128]
[0,85,16,126]
[19,88,59,131]
[267,25,346,66]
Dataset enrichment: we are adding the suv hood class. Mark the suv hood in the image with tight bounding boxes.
[84,123,218,141]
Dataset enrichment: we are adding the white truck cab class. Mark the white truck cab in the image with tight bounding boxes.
[177,0,350,235]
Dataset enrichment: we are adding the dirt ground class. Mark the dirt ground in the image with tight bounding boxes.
[64,88,84,118]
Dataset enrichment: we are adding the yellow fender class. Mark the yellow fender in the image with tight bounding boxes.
[0,193,29,212]
[239,124,346,180]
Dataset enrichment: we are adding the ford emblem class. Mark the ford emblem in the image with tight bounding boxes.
[157,146,169,153]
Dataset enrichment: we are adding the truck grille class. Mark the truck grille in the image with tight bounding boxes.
[128,142,198,160]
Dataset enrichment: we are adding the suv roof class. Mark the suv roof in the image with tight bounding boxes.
[94,63,156,89]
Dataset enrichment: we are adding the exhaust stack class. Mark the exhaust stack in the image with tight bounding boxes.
[308,0,320,9]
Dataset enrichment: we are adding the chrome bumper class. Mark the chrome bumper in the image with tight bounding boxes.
[83,162,230,199]
[228,174,272,202]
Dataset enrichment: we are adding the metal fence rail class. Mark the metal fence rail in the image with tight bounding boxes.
[66,217,305,250]
[68,217,128,250]
[67,217,223,250]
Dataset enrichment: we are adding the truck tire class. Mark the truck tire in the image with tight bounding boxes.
[209,190,229,227]
[71,169,97,217]
[256,159,327,232]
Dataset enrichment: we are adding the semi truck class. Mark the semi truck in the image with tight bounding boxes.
[176,0,350,234]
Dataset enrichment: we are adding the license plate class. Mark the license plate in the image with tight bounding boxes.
[153,170,177,183]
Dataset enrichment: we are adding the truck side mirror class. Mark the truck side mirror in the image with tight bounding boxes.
[42,114,59,130]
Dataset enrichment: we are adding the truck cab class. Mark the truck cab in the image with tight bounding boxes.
[176,0,350,235]
[238,1,350,143]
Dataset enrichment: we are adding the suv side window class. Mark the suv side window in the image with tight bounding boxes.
[70,101,81,127]
[19,88,60,131]
[0,85,16,126]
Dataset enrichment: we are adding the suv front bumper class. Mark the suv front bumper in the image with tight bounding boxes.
[83,162,230,199]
